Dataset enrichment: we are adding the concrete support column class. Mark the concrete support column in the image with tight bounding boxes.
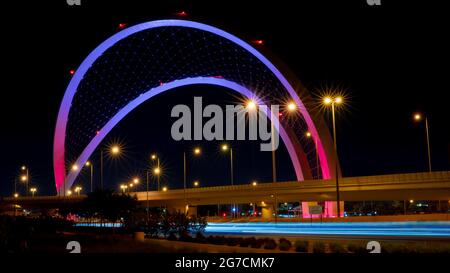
[262,206,273,220]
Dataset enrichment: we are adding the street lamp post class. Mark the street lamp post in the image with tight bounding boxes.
[413,113,432,172]
[323,96,343,217]
[183,148,201,213]
[21,166,29,196]
[85,161,93,192]
[100,144,121,191]
[30,187,37,197]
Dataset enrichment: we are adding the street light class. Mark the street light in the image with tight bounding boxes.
[74,186,82,196]
[120,184,128,193]
[413,113,432,172]
[162,186,168,192]
[183,147,202,213]
[252,181,258,187]
[246,99,256,110]
[30,187,37,197]
[306,131,320,179]
[71,164,79,171]
[85,161,94,192]
[20,166,30,196]
[193,181,200,187]
[322,95,344,217]
[100,144,122,190]
[14,193,19,198]
[151,154,161,191]
[287,102,297,112]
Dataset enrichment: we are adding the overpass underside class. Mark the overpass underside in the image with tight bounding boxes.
[134,171,450,207]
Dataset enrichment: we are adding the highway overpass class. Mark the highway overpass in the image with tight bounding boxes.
[5,171,450,209]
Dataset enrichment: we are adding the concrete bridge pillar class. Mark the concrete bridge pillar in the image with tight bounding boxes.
[261,206,273,220]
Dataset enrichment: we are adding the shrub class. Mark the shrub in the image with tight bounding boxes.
[226,237,240,246]
[347,243,367,254]
[179,231,193,242]
[195,232,206,243]
[329,242,347,253]
[240,237,255,247]
[167,232,177,241]
[279,238,292,251]
[264,239,278,250]
[294,240,309,252]
[313,241,326,253]
[250,238,264,248]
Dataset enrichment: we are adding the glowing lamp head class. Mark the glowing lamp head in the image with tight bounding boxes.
[71,164,79,171]
[162,186,168,192]
[194,147,201,155]
[20,175,27,182]
[21,166,26,171]
[287,102,297,112]
[69,69,75,75]
[409,199,414,203]
[67,190,72,196]
[246,100,257,110]
[111,145,120,155]
[306,131,312,138]
[252,181,257,186]
[85,161,91,167]
[151,154,157,160]
[221,144,228,151]
[133,178,139,184]
[154,167,161,175]
[194,181,199,187]
[14,193,19,198]
[414,113,422,121]
[335,97,343,104]
[323,97,332,105]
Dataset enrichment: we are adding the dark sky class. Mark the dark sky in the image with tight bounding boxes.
[1,0,449,196]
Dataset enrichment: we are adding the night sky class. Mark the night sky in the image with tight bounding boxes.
[1,0,449,196]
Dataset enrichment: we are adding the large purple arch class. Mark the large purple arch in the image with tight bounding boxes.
[54,19,332,196]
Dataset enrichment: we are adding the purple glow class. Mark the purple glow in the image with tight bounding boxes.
[54,20,332,215]
[63,77,304,192]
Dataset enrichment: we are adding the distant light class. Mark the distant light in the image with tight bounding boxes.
[118,23,127,29]
[414,113,422,121]
[409,199,414,203]
[335,97,343,104]
[154,167,160,175]
[71,164,79,171]
[133,178,139,184]
[21,166,27,171]
[323,97,332,105]
[252,181,257,186]
[246,100,256,110]
[306,131,312,138]
[69,69,75,75]
[221,144,228,151]
[222,213,226,217]
[194,147,201,155]
[287,102,297,111]
[67,190,72,196]
[253,40,264,45]
[232,207,236,212]
[193,181,199,187]
[151,154,157,160]
[96,130,100,135]
[111,145,120,155]
[21,175,27,182]
[162,186,168,192]
[14,193,19,198]
[85,161,91,167]
[278,112,283,117]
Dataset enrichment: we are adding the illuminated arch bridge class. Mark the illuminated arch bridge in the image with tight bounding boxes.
[54,19,341,217]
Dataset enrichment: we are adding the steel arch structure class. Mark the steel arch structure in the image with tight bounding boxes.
[54,20,339,216]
